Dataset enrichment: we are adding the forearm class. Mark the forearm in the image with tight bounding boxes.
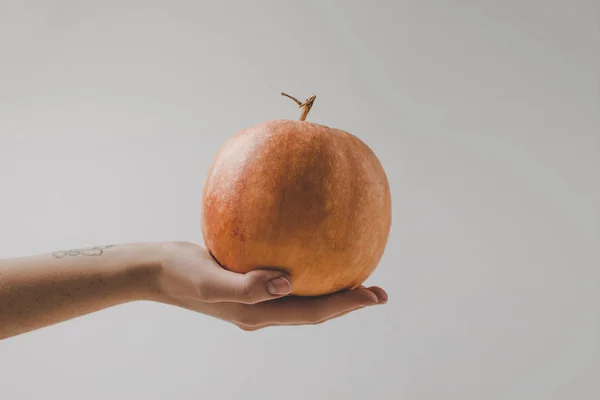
[0,243,161,340]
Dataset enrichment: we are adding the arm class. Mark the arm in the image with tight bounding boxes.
[0,241,387,341]
[0,243,160,340]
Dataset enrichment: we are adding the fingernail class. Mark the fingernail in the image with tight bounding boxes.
[378,291,388,304]
[267,277,291,295]
[366,286,388,304]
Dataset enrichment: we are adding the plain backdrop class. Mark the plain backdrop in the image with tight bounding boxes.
[0,1,598,399]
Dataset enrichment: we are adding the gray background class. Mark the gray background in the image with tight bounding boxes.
[0,1,598,399]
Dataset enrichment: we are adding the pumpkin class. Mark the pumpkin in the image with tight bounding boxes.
[201,93,391,296]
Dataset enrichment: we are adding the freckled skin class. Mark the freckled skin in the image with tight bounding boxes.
[0,244,159,339]
[201,119,392,296]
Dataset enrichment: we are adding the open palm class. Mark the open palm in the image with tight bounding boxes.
[155,241,387,330]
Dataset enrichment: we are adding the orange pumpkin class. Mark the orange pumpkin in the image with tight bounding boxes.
[201,93,391,296]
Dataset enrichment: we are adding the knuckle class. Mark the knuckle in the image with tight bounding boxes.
[194,279,211,300]
[242,279,255,304]
[234,311,261,327]
[236,324,260,332]
[311,309,334,325]
[241,274,268,304]
[305,312,326,325]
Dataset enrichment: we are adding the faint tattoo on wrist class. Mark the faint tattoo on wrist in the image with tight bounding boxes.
[52,244,116,258]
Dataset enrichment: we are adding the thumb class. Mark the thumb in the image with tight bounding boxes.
[201,267,292,304]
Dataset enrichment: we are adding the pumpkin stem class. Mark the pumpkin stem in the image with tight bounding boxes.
[281,92,316,121]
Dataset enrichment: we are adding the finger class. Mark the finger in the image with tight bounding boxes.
[246,302,371,330]
[243,286,380,326]
[365,286,388,303]
[314,288,388,324]
[199,267,292,304]
[243,286,388,330]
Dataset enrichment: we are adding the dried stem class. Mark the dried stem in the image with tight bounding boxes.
[281,92,316,121]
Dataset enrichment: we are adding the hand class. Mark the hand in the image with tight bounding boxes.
[154,241,387,331]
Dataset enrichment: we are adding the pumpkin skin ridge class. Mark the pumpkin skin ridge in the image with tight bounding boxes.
[201,119,391,296]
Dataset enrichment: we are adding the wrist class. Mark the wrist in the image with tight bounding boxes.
[146,241,205,307]
[112,242,165,302]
